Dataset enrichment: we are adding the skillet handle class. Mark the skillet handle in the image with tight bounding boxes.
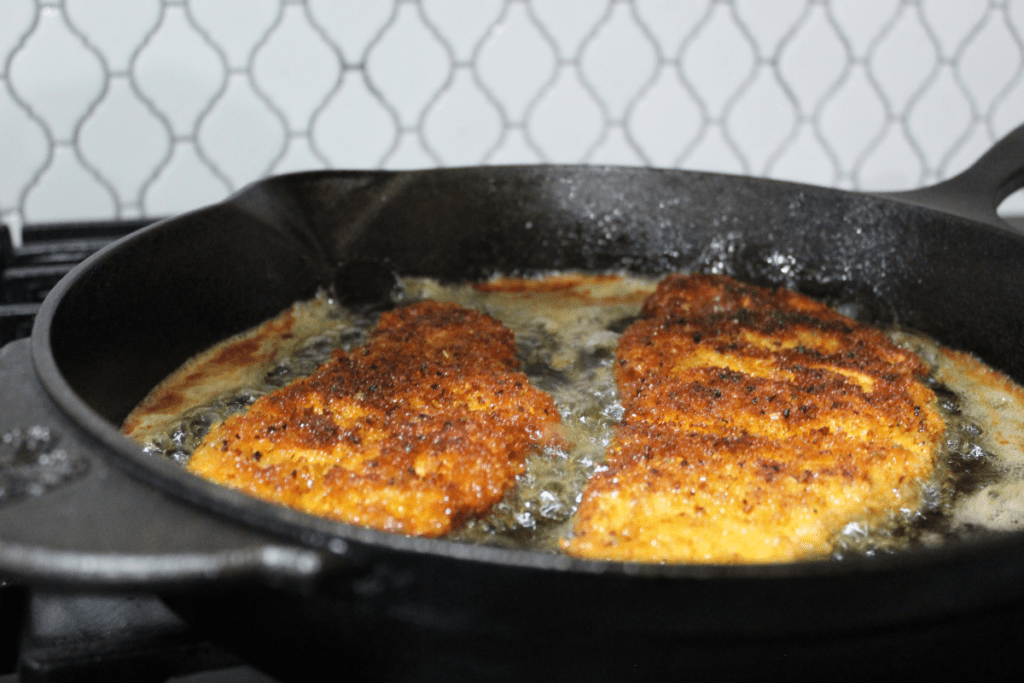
[880,123,1024,229]
[0,339,340,591]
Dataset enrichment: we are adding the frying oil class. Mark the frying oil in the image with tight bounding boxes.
[129,274,1024,560]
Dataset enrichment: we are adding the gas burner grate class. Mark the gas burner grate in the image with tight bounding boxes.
[17,592,275,683]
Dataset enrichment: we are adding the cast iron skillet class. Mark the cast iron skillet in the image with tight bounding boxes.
[3,126,1024,679]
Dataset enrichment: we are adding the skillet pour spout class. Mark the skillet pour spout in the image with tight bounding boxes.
[1,125,1024,641]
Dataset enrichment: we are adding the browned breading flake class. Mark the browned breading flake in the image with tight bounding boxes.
[563,273,945,563]
[187,301,562,537]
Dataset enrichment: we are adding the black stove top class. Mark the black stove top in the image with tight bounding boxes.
[7,586,1024,682]
[15,591,277,682]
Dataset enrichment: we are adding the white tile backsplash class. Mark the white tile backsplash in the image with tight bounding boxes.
[133,5,225,137]
[189,0,280,71]
[422,67,503,165]
[580,3,657,121]
[476,3,557,123]
[9,7,105,143]
[1,0,1023,236]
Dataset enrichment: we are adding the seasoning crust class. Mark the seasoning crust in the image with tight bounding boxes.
[564,273,945,563]
[187,301,562,537]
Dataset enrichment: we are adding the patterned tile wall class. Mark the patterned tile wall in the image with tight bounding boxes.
[2,0,1024,241]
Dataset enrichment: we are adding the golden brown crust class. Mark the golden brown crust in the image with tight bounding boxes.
[187,301,562,537]
[564,273,944,563]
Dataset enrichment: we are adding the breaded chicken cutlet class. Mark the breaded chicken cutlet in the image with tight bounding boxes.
[563,273,945,563]
[188,301,561,537]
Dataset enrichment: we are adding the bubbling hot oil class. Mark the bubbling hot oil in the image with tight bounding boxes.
[132,275,1024,560]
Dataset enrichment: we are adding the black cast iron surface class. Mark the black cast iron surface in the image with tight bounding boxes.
[3,220,1024,683]
[4,126,1024,679]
